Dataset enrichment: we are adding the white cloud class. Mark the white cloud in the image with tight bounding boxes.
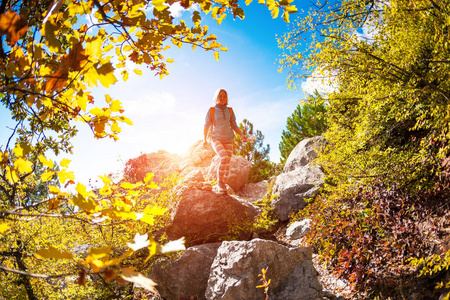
[168,3,200,18]
[301,68,338,95]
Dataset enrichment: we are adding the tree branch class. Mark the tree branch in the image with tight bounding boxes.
[0,264,77,279]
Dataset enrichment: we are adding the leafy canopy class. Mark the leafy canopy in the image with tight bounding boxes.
[0,0,298,297]
[279,0,450,191]
[279,0,450,296]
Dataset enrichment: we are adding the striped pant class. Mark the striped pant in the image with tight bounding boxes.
[211,139,233,183]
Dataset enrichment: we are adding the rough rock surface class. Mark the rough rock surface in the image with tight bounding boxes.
[203,155,251,192]
[283,136,323,173]
[272,137,324,221]
[205,239,323,300]
[166,189,260,244]
[236,180,270,203]
[286,219,312,241]
[180,140,216,170]
[147,243,221,300]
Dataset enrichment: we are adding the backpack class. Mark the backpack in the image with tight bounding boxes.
[207,107,234,141]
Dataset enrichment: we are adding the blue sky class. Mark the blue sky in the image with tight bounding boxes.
[1,2,323,185]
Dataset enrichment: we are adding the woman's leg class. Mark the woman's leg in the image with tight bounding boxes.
[211,140,233,184]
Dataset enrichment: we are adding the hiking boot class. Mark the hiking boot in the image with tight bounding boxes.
[217,181,227,194]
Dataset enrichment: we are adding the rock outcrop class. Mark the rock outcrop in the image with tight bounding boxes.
[166,188,260,245]
[148,243,221,300]
[136,140,251,193]
[205,239,323,300]
[236,180,270,203]
[272,136,324,221]
[203,154,251,192]
[149,239,323,300]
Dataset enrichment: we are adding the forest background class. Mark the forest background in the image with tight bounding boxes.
[1,0,450,299]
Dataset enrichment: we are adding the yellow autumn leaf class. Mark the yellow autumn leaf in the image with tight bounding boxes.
[120,116,133,125]
[48,185,60,194]
[217,13,226,25]
[72,192,97,212]
[89,107,104,116]
[84,65,100,87]
[35,246,73,260]
[122,69,129,81]
[152,0,167,11]
[48,197,60,210]
[86,36,103,59]
[97,62,118,88]
[42,20,60,53]
[133,69,143,75]
[86,246,111,262]
[60,158,71,168]
[285,4,297,13]
[41,170,54,182]
[120,182,137,189]
[144,205,167,216]
[209,41,221,48]
[271,6,279,18]
[5,166,19,183]
[111,122,121,133]
[0,150,8,165]
[13,142,31,157]
[38,155,54,168]
[57,168,75,184]
[283,11,290,23]
[99,185,112,195]
[110,100,122,112]
[0,222,10,234]
[103,43,114,53]
[143,173,154,183]
[98,174,111,185]
[76,95,88,111]
[146,181,158,189]
[214,51,219,61]
[14,158,33,174]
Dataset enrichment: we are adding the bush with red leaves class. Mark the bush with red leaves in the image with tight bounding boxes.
[299,182,450,298]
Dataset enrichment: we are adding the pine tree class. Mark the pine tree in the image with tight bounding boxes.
[279,91,327,163]
[234,119,275,183]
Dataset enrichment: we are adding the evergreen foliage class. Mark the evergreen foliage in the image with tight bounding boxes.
[233,119,276,183]
[279,91,327,163]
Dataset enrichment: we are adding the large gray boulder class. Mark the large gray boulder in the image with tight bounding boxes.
[203,155,251,192]
[272,137,324,221]
[166,189,260,244]
[272,165,323,221]
[283,136,323,173]
[147,243,221,300]
[205,239,323,300]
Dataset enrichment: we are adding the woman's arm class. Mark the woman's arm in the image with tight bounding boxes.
[204,126,211,145]
[234,127,247,142]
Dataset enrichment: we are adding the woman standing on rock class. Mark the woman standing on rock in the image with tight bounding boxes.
[204,88,247,194]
